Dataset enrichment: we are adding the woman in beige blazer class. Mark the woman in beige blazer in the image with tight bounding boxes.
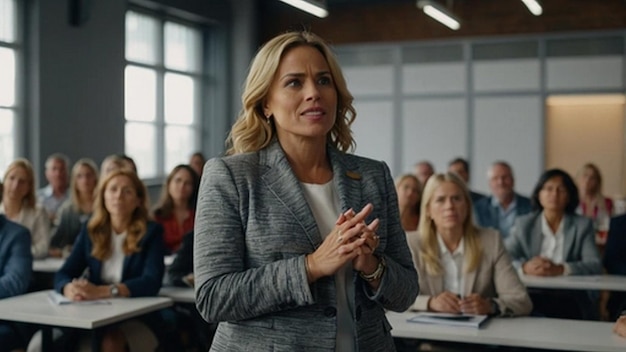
[407,172,532,316]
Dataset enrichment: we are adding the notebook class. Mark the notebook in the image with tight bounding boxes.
[47,291,112,305]
[407,312,489,328]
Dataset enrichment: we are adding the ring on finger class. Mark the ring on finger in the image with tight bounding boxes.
[337,230,343,243]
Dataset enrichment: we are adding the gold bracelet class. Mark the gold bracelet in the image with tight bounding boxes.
[359,256,386,282]
[304,255,311,277]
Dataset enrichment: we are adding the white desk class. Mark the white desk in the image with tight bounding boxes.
[159,286,194,303]
[521,274,626,291]
[32,258,65,273]
[0,290,173,351]
[388,311,626,352]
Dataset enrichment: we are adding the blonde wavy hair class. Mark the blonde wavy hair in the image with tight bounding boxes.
[3,158,37,209]
[418,172,481,276]
[87,169,149,261]
[69,158,99,213]
[226,31,356,155]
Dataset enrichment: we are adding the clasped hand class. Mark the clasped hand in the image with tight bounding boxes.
[306,203,380,282]
[429,291,492,315]
[522,256,564,276]
[63,278,103,301]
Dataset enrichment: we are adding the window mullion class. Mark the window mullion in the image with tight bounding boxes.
[156,18,166,177]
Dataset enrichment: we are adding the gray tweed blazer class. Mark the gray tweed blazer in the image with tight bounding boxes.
[194,141,418,351]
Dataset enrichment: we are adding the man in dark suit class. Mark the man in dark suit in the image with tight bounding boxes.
[474,161,532,238]
[604,214,626,320]
[448,157,485,204]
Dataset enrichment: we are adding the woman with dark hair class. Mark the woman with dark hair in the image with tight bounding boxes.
[153,165,199,253]
[505,168,601,319]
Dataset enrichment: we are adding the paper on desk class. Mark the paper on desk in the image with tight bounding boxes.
[47,291,112,305]
[407,312,489,328]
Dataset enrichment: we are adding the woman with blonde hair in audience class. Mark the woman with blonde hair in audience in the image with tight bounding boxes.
[407,172,532,317]
[0,158,50,259]
[53,169,166,351]
[396,174,421,234]
[577,162,613,245]
[153,164,199,254]
[49,158,99,258]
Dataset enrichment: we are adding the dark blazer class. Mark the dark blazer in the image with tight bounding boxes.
[505,212,602,275]
[605,214,626,275]
[474,193,532,237]
[0,215,32,299]
[165,230,193,287]
[194,141,419,351]
[54,221,165,297]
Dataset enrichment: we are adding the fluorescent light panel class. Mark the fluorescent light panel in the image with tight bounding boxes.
[417,1,460,31]
[521,0,542,16]
[279,0,328,18]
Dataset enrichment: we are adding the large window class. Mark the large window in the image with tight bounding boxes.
[125,10,203,179]
[0,0,18,176]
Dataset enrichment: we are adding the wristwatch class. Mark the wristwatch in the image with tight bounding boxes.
[109,284,120,298]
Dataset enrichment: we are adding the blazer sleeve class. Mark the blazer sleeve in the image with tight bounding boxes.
[359,161,419,312]
[122,222,166,297]
[567,217,602,275]
[604,216,626,275]
[54,226,90,293]
[489,232,533,316]
[194,158,314,323]
[166,231,194,287]
[0,226,33,299]
[31,207,51,259]
[504,217,528,270]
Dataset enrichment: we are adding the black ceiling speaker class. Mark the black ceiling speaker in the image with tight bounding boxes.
[68,0,91,27]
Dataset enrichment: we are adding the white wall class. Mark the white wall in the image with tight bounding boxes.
[338,35,625,196]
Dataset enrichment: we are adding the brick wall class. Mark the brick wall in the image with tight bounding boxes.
[259,0,626,44]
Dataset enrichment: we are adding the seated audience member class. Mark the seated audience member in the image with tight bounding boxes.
[577,163,613,247]
[164,231,215,350]
[1,159,50,259]
[615,314,626,337]
[36,153,70,224]
[49,158,99,258]
[119,154,138,174]
[54,169,166,351]
[413,160,434,186]
[152,165,199,254]
[189,152,206,177]
[506,168,602,319]
[99,154,126,180]
[0,213,33,350]
[604,214,626,320]
[395,174,421,235]
[448,157,485,204]
[407,173,532,317]
[474,161,532,239]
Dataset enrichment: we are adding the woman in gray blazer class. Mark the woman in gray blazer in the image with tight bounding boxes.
[194,31,418,352]
[506,168,601,319]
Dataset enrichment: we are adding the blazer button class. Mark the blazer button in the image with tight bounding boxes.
[324,307,337,317]
[356,306,362,321]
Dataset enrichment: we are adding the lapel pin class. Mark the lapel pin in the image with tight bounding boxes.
[346,171,361,180]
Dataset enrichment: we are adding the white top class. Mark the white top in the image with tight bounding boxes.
[540,213,564,264]
[0,204,50,259]
[101,231,127,284]
[300,180,354,352]
[437,234,465,296]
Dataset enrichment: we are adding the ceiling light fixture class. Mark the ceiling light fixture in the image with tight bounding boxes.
[279,0,328,18]
[521,0,543,16]
[417,0,461,31]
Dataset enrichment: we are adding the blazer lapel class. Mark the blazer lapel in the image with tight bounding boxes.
[328,147,364,216]
[530,214,544,257]
[562,214,576,260]
[260,141,321,249]
[464,264,478,297]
